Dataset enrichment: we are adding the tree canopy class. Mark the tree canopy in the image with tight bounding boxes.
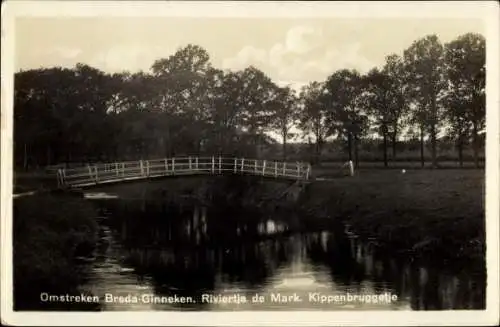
[14,33,486,169]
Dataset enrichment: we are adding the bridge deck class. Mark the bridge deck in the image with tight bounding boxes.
[57,157,312,188]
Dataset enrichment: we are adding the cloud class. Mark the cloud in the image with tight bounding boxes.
[222,25,376,89]
[284,25,323,54]
[89,43,177,73]
[50,46,82,59]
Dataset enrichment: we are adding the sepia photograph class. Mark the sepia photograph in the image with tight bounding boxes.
[1,1,499,326]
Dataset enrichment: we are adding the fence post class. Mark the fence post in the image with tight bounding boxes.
[164,158,168,173]
[241,158,245,173]
[234,158,237,173]
[349,160,354,176]
[140,160,144,176]
[57,169,64,187]
[115,163,119,176]
[218,156,222,174]
[189,156,192,170]
[87,165,93,183]
[122,163,125,177]
[94,166,99,183]
[306,164,311,180]
[212,156,215,174]
[297,162,301,179]
[62,169,66,185]
[262,160,266,176]
[274,161,278,177]
[56,169,62,187]
[283,162,286,176]
[196,157,199,170]
[146,160,150,177]
[172,158,176,173]
[254,160,257,174]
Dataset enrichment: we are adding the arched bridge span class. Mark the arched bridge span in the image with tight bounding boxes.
[57,157,312,189]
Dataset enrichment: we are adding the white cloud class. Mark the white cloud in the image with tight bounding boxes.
[89,43,177,73]
[50,46,82,59]
[222,45,268,71]
[285,25,323,54]
[222,25,375,90]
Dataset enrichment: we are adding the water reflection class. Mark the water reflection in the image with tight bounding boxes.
[79,196,485,311]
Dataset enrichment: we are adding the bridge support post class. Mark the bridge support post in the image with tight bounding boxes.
[297,162,301,179]
[211,156,215,174]
[234,158,237,173]
[262,160,266,176]
[189,157,192,170]
[146,160,150,177]
[140,160,144,176]
[254,160,257,174]
[172,158,176,174]
[283,162,286,176]
[306,164,311,180]
[241,158,245,173]
[274,161,278,177]
[122,163,125,177]
[218,156,222,174]
[195,157,199,171]
[164,158,168,174]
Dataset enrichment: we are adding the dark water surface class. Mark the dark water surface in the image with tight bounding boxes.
[70,189,485,311]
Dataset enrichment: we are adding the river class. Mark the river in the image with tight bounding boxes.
[68,189,486,311]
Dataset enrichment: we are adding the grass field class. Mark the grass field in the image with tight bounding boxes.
[301,168,486,263]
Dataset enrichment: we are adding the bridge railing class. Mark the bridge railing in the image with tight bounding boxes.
[56,157,312,188]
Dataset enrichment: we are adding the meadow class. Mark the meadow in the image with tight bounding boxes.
[302,168,486,265]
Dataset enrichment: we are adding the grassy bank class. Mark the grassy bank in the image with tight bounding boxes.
[13,193,100,310]
[300,169,485,264]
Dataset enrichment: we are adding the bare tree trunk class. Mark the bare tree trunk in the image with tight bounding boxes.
[472,122,479,168]
[383,133,388,168]
[282,130,287,161]
[315,139,321,166]
[391,132,397,159]
[457,135,464,168]
[430,97,438,168]
[347,133,353,162]
[354,134,359,169]
[430,123,438,168]
[420,126,425,168]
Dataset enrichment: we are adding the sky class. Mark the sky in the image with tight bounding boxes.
[15,17,485,92]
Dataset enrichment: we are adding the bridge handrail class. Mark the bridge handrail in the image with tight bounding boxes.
[56,157,312,188]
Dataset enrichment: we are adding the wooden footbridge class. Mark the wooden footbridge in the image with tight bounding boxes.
[56,157,312,189]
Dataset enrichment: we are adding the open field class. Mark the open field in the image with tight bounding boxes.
[301,169,486,263]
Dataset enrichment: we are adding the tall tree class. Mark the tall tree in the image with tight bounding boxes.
[382,54,410,158]
[269,86,298,160]
[323,69,367,168]
[297,81,331,164]
[151,44,213,155]
[362,68,394,167]
[444,33,486,168]
[404,35,447,168]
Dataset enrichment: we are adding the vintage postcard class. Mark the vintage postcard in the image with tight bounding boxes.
[1,1,499,326]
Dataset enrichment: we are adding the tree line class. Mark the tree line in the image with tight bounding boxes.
[14,32,485,170]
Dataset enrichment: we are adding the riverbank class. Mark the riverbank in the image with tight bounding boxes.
[300,169,485,265]
[13,193,100,310]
